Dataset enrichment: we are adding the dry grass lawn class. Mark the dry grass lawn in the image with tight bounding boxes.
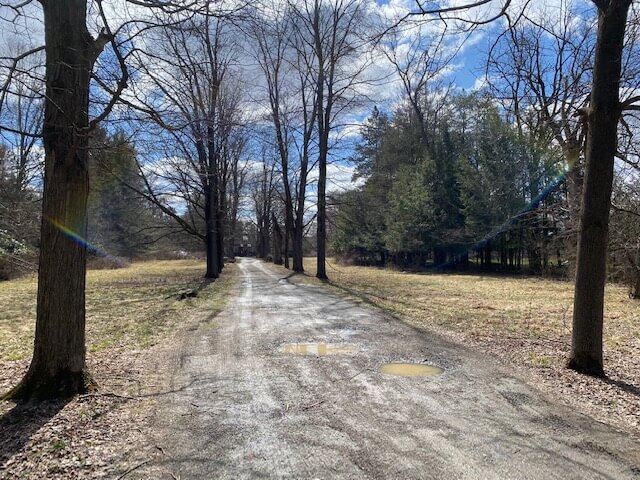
[0,260,225,362]
[289,257,640,437]
[0,259,237,479]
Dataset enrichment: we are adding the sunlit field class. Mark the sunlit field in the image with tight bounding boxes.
[299,257,640,352]
[0,260,236,362]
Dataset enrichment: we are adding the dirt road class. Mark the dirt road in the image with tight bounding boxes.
[136,258,640,479]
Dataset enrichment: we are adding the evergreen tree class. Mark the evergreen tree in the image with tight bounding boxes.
[87,131,154,258]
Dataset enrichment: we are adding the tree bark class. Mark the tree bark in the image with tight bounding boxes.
[316,153,328,279]
[272,214,283,265]
[313,0,328,281]
[569,0,631,377]
[284,213,291,269]
[292,218,304,272]
[217,184,225,272]
[6,0,99,400]
[204,185,219,279]
[207,127,224,276]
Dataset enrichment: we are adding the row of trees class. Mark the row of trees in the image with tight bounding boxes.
[332,94,640,293]
[254,0,640,377]
[332,98,563,271]
[0,0,638,398]
[248,0,371,278]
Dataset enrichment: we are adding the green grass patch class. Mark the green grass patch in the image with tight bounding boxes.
[527,353,552,367]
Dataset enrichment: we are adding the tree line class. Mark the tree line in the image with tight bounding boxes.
[331,92,640,297]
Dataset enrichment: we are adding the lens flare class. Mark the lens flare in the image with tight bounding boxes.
[438,167,570,269]
[48,218,108,258]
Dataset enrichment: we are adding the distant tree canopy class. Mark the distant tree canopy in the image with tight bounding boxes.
[331,93,567,272]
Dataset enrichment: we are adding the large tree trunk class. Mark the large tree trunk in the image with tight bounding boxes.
[217,187,225,272]
[568,0,631,377]
[316,150,328,280]
[204,187,219,279]
[272,214,283,265]
[292,219,304,272]
[6,0,97,400]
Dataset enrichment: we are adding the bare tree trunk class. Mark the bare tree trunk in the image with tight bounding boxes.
[7,0,99,400]
[631,253,640,300]
[216,206,224,273]
[631,237,640,299]
[272,214,283,265]
[284,212,291,269]
[258,211,270,258]
[208,129,224,275]
[292,217,304,272]
[205,186,219,279]
[316,149,328,279]
[218,185,226,270]
[229,196,239,259]
[313,1,328,281]
[569,0,631,377]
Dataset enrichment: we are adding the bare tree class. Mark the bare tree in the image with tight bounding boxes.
[487,1,595,268]
[291,0,371,279]
[609,170,640,299]
[251,4,316,272]
[272,211,284,264]
[129,10,247,278]
[381,21,463,150]
[0,45,44,191]
[250,150,277,259]
[224,129,249,259]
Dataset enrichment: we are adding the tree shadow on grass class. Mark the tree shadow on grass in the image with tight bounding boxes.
[0,399,70,466]
[602,377,640,399]
[326,281,413,311]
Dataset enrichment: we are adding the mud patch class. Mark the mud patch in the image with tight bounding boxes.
[378,363,443,377]
[280,343,359,356]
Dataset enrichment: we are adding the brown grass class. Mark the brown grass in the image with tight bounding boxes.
[0,260,234,362]
[0,260,237,479]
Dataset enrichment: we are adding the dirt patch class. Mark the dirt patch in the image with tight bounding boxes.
[438,330,640,436]
[0,348,160,479]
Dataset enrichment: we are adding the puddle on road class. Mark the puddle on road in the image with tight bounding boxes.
[378,363,443,377]
[280,343,359,356]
